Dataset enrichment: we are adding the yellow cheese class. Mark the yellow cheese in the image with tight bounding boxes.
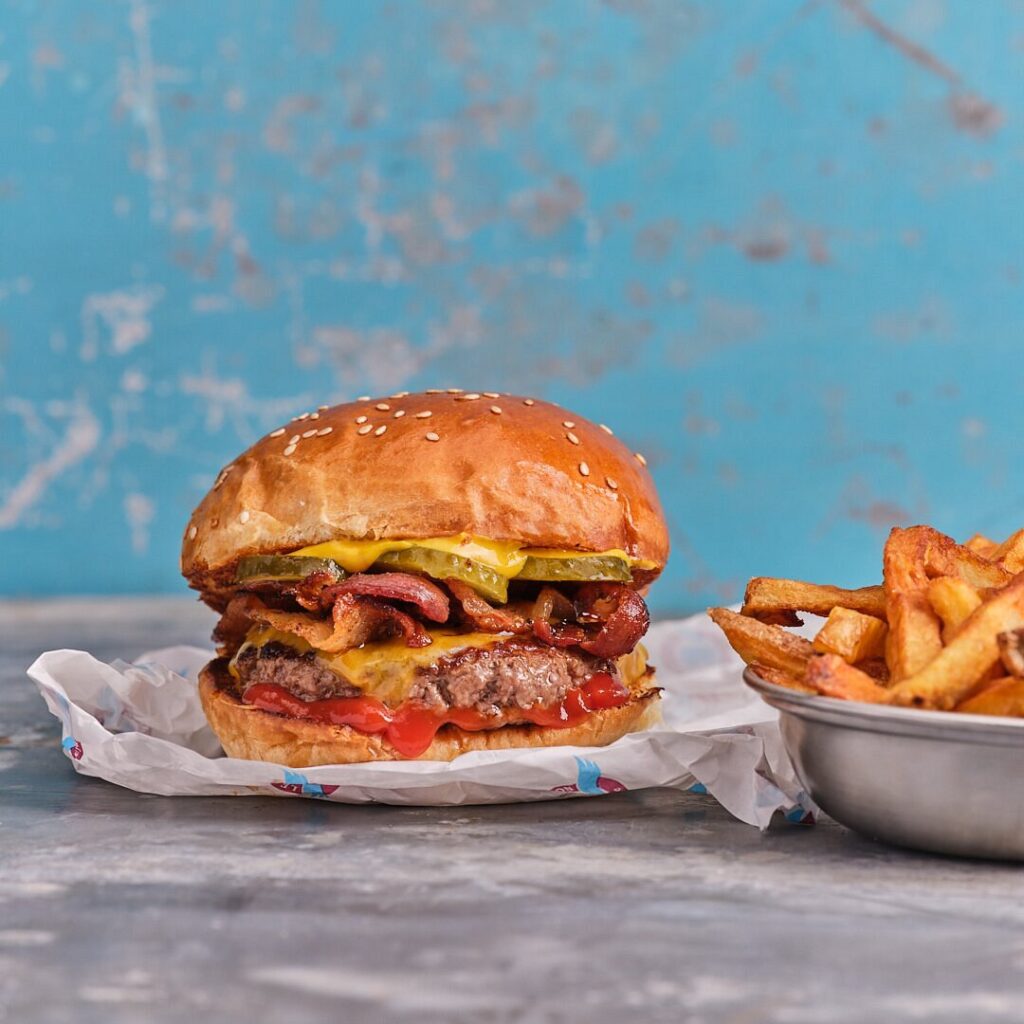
[291,535,528,576]
[235,625,503,705]
[232,626,651,707]
[291,533,657,576]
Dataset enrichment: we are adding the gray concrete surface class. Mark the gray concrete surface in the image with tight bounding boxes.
[2,599,1023,1024]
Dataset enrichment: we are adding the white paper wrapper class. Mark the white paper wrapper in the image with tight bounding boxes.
[26,612,815,827]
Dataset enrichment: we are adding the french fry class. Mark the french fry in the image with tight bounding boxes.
[742,578,886,622]
[997,629,1024,678]
[882,526,1008,681]
[812,606,888,663]
[707,607,814,679]
[749,662,816,695]
[956,677,1024,717]
[855,657,889,683]
[929,534,1011,589]
[992,530,1024,574]
[805,654,891,704]
[888,576,1024,710]
[884,527,944,681]
[964,533,999,558]
[927,576,982,643]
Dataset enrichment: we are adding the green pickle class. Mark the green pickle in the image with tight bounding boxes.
[375,548,509,603]
[235,554,345,583]
[516,555,632,583]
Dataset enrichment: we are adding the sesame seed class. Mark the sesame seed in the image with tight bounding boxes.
[289,435,300,445]
[606,477,619,490]
[490,406,502,415]
[318,405,329,411]
[375,402,390,411]
[415,410,432,419]
[634,452,647,466]
[356,415,368,424]
[563,420,575,429]
[393,410,406,418]
[302,429,317,438]
[425,431,440,442]
[579,461,590,477]
[310,412,319,420]
[566,431,580,445]
[523,399,535,406]
[357,424,372,435]
[390,391,409,398]
[446,388,463,394]
[297,412,310,421]
[317,427,333,436]
[357,395,370,401]
[269,427,285,438]
[459,392,481,401]
[425,389,443,394]
[374,424,387,436]
[483,392,500,398]
[187,524,198,540]
[284,444,297,456]
[599,424,614,435]
[239,510,250,524]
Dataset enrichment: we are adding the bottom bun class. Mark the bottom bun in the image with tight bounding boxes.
[199,658,662,766]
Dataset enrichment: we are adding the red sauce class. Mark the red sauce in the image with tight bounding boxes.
[243,672,629,758]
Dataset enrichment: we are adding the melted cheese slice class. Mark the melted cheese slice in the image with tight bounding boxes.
[233,625,649,707]
[235,625,504,705]
[290,533,655,576]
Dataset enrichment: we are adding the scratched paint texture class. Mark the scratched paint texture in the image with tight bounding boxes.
[1,1,1022,614]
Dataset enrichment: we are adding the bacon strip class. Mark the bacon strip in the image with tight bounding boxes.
[321,572,450,623]
[213,593,265,654]
[531,587,586,648]
[215,592,431,655]
[446,579,530,634]
[530,583,649,658]
[575,583,650,658]
[324,593,432,650]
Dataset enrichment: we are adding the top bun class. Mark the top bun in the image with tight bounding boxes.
[182,390,669,598]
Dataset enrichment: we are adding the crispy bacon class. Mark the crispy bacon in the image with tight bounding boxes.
[214,592,431,656]
[531,587,587,648]
[574,582,650,658]
[213,593,264,654]
[321,572,450,623]
[325,593,432,650]
[446,579,530,634]
[530,583,649,658]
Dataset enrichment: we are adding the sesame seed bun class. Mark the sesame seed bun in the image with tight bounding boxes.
[182,391,669,603]
[198,658,662,766]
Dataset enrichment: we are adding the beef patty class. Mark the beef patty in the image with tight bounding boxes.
[232,638,616,716]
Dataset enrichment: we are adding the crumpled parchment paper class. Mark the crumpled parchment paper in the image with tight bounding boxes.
[26,611,815,826]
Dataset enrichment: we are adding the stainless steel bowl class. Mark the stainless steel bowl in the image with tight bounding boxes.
[745,667,1024,860]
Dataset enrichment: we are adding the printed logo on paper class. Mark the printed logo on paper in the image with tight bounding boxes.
[551,756,627,796]
[270,769,339,799]
[62,735,83,761]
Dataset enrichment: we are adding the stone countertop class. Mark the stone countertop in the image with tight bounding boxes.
[2,599,1022,1024]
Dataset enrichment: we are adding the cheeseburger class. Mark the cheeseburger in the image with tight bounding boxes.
[182,390,668,765]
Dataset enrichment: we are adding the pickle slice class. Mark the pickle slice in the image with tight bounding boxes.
[375,548,508,603]
[235,554,345,584]
[516,555,632,583]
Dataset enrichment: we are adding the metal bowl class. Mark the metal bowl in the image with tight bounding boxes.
[744,667,1024,860]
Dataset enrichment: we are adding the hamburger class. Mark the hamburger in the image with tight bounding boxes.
[182,390,668,766]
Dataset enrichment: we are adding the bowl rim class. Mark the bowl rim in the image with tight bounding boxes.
[744,667,1024,745]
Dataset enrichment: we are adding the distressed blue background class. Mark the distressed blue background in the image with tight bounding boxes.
[1,0,1021,615]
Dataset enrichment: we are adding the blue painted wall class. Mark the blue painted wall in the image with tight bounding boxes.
[2,0,1022,615]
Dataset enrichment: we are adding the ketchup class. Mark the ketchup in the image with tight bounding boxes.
[243,672,629,758]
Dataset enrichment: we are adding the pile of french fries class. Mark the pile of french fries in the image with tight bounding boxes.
[709,525,1024,717]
